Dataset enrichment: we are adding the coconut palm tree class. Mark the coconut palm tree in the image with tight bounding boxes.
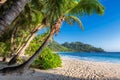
[0,0,30,36]
[8,0,74,65]
[0,0,45,64]
[7,0,50,65]
[0,0,104,73]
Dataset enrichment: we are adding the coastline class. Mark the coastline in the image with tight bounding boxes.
[58,52,120,64]
[0,57,120,80]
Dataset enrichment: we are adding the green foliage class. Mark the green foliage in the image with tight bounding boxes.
[69,0,104,16]
[0,0,105,68]
[31,48,62,69]
[65,15,84,30]
[62,42,105,52]
[43,0,75,21]
[25,33,62,69]
[0,0,45,58]
[25,33,49,56]
[48,41,104,52]
[0,0,13,15]
[17,57,24,64]
[0,42,6,56]
[0,42,10,57]
[48,40,73,52]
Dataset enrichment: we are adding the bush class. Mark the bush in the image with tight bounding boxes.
[0,42,10,57]
[31,48,62,70]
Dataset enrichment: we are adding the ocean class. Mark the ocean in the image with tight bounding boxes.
[58,52,120,64]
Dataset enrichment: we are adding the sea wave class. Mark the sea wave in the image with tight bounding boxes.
[58,52,120,64]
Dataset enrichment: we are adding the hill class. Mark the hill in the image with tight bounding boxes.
[62,42,104,52]
[48,41,104,52]
[48,41,73,52]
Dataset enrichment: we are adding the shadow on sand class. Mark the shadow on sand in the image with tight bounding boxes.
[0,68,120,80]
[29,70,120,80]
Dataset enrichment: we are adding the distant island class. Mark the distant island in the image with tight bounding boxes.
[48,41,105,52]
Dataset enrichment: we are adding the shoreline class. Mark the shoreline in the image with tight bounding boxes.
[58,52,120,64]
[0,57,120,80]
[60,56,120,64]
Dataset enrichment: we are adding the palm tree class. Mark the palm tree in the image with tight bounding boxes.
[8,0,70,65]
[0,0,45,64]
[7,0,49,65]
[0,0,30,36]
[0,0,104,73]
[7,0,78,65]
[8,24,45,65]
[0,0,6,7]
[22,0,104,70]
[0,17,64,73]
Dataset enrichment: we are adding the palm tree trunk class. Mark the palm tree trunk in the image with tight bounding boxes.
[0,17,64,74]
[8,25,44,65]
[2,56,6,62]
[0,0,29,35]
[0,30,54,73]
[0,0,7,7]
[20,30,54,69]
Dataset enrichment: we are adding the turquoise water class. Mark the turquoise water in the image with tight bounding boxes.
[58,52,120,63]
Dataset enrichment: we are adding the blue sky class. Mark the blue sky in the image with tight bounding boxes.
[54,0,120,52]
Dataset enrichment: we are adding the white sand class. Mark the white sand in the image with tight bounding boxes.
[0,57,120,80]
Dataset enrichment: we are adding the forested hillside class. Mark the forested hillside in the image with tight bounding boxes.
[49,41,104,52]
[48,41,73,52]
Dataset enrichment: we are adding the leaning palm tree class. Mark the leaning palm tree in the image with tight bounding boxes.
[0,0,104,73]
[0,0,30,36]
[7,0,47,65]
[8,0,80,65]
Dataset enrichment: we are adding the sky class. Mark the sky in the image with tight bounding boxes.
[54,0,120,52]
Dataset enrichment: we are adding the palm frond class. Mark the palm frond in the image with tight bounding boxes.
[69,0,104,16]
[43,0,65,20]
[42,0,77,22]
[65,15,84,30]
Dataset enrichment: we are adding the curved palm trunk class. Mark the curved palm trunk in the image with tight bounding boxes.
[8,25,44,65]
[20,30,54,69]
[0,17,64,74]
[0,0,7,6]
[0,0,29,35]
[0,0,6,3]
[0,29,54,73]
[2,56,6,62]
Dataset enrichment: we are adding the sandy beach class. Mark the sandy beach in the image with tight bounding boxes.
[0,57,120,80]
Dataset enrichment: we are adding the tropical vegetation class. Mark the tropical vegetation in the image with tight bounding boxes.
[31,48,61,70]
[49,41,104,52]
[0,0,104,74]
